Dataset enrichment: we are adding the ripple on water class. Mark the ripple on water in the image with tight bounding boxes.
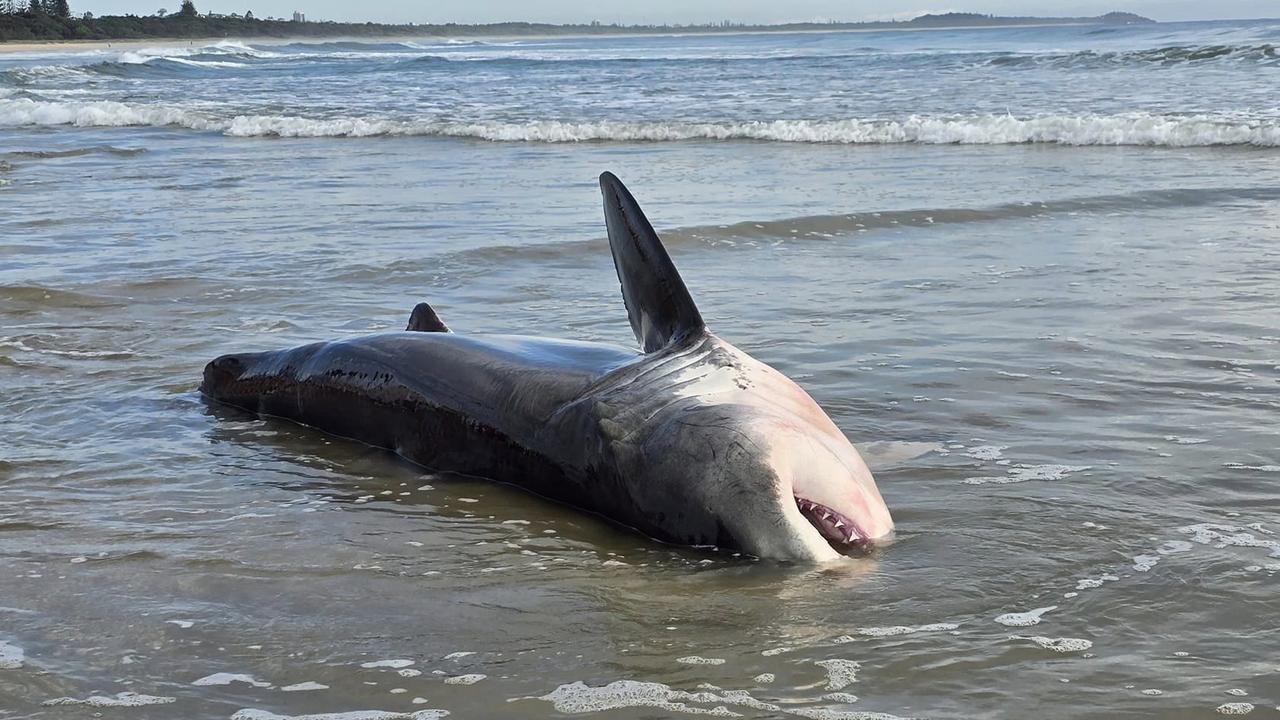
[360,658,415,669]
[1164,435,1208,445]
[963,464,1091,486]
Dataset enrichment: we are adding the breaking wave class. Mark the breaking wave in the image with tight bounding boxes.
[988,43,1280,68]
[6,36,1278,90]
[119,40,286,61]
[7,38,1278,87]
[1,98,1278,147]
[3,146,146,159]
[670,186,1280,243]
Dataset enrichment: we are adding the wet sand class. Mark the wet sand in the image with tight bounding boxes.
[3,24,1279,719]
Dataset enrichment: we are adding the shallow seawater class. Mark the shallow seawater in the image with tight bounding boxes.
[3,21,1280,720]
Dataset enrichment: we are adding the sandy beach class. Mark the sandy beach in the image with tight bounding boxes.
[0,37,232,54]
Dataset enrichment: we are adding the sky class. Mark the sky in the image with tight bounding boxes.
[76,0,1277,24]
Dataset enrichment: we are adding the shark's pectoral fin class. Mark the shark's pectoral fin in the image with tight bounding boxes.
[599,172,706,353]
[406,302,450,333]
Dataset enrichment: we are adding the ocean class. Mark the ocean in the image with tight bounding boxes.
[2,18,1279,719]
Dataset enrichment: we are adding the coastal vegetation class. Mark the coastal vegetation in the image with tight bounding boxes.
[0,4,1154,43]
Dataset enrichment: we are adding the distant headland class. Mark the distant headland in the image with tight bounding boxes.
[0,4,1156,43]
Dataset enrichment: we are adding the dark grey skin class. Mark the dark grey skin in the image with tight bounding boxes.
[202,173,894,561]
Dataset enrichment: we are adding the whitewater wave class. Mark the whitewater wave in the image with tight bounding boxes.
[2,64,98,84]
[3,43,273,84]
[108,41,281,65]
[0,98,223,131]
[161,57,250,69]
[412,43,1280,67]
[2,99,1278,147]
[117,49,188,65]
[7,48,886,82]
[9,40,1274,87]
[194,40,285,59]
[988,43,1280,68]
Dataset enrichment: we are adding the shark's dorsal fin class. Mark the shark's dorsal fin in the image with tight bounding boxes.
[406,302,450,333]
[599,172,705,353]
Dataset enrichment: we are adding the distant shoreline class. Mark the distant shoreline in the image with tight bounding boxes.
[0,11,1155,46]
[0,19,1148,55]
[0,37,221,53]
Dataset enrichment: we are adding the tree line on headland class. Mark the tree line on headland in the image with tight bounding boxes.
[0,4,1154,43]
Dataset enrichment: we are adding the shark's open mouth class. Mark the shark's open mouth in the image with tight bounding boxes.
[796,495,870,552]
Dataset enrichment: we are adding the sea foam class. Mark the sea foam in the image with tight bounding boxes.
[1013,636,1094,653]
[2,100,1278,147]
[994,606,1057,627]
[232,710,448,720]
[43,692,176,707]
[0,640,24,669]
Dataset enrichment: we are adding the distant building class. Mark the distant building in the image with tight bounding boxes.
[291,10,304,22]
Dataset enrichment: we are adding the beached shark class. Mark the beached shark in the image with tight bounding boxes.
[201,172,894,561]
